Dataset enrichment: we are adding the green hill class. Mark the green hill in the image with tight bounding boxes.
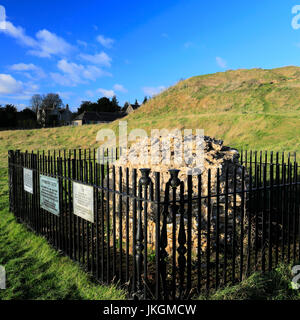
[1,66,300,163]
[120,65,300,152]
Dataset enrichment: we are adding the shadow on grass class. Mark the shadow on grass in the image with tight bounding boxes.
[198,263,300,300]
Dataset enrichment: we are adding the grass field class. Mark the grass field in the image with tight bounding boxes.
[1,66,300,299]
[0,166,126,300]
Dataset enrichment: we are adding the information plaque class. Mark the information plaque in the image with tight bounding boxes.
[23,168,33,194]
[40,174,60,216]
[73,182,94,223]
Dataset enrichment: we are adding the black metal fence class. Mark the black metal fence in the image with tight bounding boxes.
[7,148,300,300]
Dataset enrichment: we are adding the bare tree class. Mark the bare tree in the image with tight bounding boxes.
[33,93,64,127]
[42,93,63,110]
[30,94,43,114]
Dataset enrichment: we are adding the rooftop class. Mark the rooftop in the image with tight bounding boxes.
[74,111,124,122]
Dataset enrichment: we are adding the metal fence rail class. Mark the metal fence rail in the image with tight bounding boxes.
[7,149,300,299]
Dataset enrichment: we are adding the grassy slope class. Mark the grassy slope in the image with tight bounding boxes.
[126,66,300,152]
[1,66,300,160]
[1,66,300,299]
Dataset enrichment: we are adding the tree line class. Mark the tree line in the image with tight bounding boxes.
[77,96,148,114]
[0,93,149,129]
[0,104,37,129]
[0,93,65,129]
[31,93,148,115]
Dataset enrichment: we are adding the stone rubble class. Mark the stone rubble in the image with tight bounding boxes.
[104,134,249,254]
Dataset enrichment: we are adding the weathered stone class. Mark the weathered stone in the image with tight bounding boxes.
[103,134,249,255]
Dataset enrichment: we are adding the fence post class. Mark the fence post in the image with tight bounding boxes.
[8,150,14,213]
[155,172,161,300]
[169,169,181,300]
[15,150,21,220]
[133,168,151,300]
[160,180,170,300]
[168,169,185,299]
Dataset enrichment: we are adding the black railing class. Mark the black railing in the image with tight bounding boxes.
[7,148,300,299]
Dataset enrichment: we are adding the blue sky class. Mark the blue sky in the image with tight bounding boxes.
[0,0,300,111]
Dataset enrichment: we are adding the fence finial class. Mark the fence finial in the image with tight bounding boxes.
[169,169,180,188]
[139,168,151,186]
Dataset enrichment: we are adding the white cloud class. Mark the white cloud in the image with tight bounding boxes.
[77,40,87,47]
[10,63,37,72]
[97,88,115,98]
[113,84,127,93]
[6,95,32,100]
[79,52,111,67]
[83,65,110,80]
[51,59,112,86]
[28,29,74,58]
[142,86,166,96]
[216,56,227,69]
[10,63,46,79]
[0,21,37,47]
[96,34,114,48]
[17,103,27,110]
[85,86,119,98]
[0,5,6,30]
[57,59,84,83]
[0,74,23,94]
[57,91,74,100]
[0,74,39,103]
[50,72,74,86]
[0,21,74,58]
[25,82,39,92]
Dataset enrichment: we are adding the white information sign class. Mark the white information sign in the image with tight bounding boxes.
[40,174,60,216]
[73,182,94,223]
[23,168,33,194]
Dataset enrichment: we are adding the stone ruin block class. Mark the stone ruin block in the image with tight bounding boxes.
[103,135,250,256]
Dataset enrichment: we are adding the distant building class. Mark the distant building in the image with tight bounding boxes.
[123,103,140,114]
[72,111,124,126]
[37,104,73,127]
[59,105,73,125]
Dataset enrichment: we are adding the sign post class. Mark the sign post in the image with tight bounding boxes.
[40,174,60,216]
[23,168,33,194]
[73,182,94,223]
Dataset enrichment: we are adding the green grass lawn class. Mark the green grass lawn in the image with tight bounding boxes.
[0,167,126,300]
